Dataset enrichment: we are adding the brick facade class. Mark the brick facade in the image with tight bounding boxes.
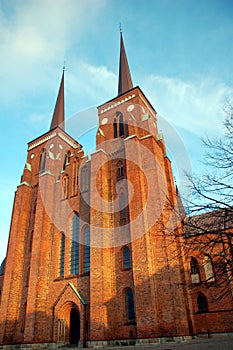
[0,36,233,348]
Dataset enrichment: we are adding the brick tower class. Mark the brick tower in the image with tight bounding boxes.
[89,32,194,345]
[0,33,194,348]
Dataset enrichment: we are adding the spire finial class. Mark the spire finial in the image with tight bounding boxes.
[63,61,65,72]
[119,22,122,33]
[118,29,133,96]
[50,70,65,131]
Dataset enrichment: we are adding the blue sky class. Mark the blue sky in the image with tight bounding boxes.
[0,0,233,263]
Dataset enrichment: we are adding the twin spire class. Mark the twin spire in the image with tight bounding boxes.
[118,31,133,96]
[50,68,65,131]
[49,31,133,131]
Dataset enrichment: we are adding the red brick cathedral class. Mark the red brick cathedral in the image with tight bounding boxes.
[0,33,233,348]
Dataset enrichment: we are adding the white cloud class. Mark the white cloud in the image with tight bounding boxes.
[137,74,233,196]
[28,113,48,126]
[0,0,106,106]
[67,61,117,108]
[0,0,107,263]
[143,74,233,138]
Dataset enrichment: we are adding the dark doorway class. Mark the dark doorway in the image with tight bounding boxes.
[69,308,80,344]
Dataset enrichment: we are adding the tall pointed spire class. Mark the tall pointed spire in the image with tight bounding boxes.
[118,30,133,96]
[50,68,65,131]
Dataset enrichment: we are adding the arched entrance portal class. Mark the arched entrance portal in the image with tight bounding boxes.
[69,307,80,344]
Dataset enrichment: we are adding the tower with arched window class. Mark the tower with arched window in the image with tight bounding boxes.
[0,30,233,349]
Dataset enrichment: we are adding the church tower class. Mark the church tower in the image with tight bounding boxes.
[0,70,90,346]
[0,32,194,348]
[89,31,194,345]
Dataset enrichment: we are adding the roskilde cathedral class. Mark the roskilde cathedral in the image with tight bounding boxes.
[0,33,233,348]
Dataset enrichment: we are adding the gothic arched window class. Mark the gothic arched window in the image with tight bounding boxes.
[125,289,135,321]
[190,257,200,284]
[119,113,124,136]
[70,213,80,275]
[121,192,126,219]
[113,112,126,138]
[117,161,124,179]
[66,151,71,164]
[190,257,199,274]
[72,159,79,196]
[63,150,71,170]
[81,166,89,192]
[39,148,46,173]
[203,256,215,282]
[63,175,69,199]
[197,293,208,313]
[83,226,90,273]
[113,118,118,138]
[123,246,131,269]
[59,232,65,277]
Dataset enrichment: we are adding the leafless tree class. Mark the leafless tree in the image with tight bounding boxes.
[180,101,233,301]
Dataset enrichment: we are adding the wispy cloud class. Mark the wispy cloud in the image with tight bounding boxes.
[28,113,49,126]
[0,0,106,107]
[143,74,233,138]
[67,61,117,112]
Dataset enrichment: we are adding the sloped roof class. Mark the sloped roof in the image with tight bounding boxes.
[184,208,233,236]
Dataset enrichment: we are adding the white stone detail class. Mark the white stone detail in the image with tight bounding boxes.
[101,117,108,125]
[18,181,31,188]
[56,152,61,160]
[127,104,135,112]
[98,128,105,137]
[28,132,57,150]
[48,150,55,160]
[100,94,136,114]
[139,94,155,117]
[58,132,79,149]
[25,163,32,171]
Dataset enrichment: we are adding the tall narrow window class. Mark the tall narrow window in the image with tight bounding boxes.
[123,246,131,269]
[117,166,124,178]
[63,155,67,170]
[63,175,69,199]
[70,213,80,275]
[190,257,200,283]
[72,160,78,196]
[66,151,71,164]
[203,256,215,282]
[125,289,135,321]
[63,151,71,170]
[83,226,90,273]
[117,161,124,179]
[113,118,118,138]
[39,148,46,173]
[121,192,126,219]
[197,293,208,313]
[119,113,124,136]
[60,233,65,276]
[81,167,89,192]
[190,257,199,274]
